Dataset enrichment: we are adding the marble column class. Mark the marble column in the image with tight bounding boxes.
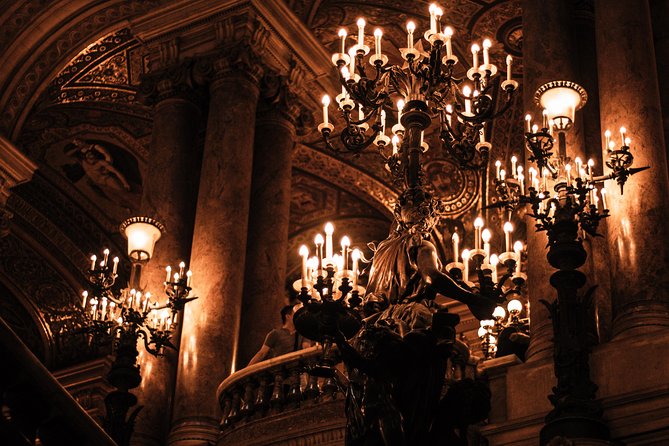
[595,0,669,338]
[236,81,299,369]
[131,68,204,446]
[168,54,263,445]
[521,0,578,362]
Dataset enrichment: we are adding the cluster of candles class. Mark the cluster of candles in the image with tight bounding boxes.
[297,222,362,295]
[165,261,193,287]
[447,218,524,283]
[90,248,119,274]
[495,154,610,214]
[320,2,514,142]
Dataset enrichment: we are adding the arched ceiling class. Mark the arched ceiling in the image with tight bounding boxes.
[0,0,526,366]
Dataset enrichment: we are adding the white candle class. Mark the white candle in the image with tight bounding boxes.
[452,232,459,261]
[446,104,453,127]
[407,21,415,49]
[351,248,360,288]
[474,217,483,250]
[495,160,501,180]
[166,265,171,283]
[374,28,382,56]
[525,114,532,133]
[357,18,365,47]
[575,157,582,180]
[588,159,595,181]
[315,234,324,273]
[341,236,350,270]
[463,85,472,115]
[601,188,608,210]
[103,249,109,266]
[462,249,470,281]
[482,39,491,66]
[604,129,611,151]
[542,109,549,129]
[518,173,525,195]
[482,229,491,260]
[397,99,405,123]
[490,254,499,283]
[620,126,626,146]
[511,156,518,178]
[392,135,399,155]
[506,55,512,81]
[299,245,309,288]
[435,7,443,33]
[513,241,523,274]
[90,255,96,271]
[322,95,330,126]
[471,44,480,70]
[112,257,119,275]
[338,28,347,54]
[500,169,506,181]
[445,27,453,58]
[324,222,334,263]
[186,270,192,287]
[503,221,513,252]
[101,297,107,320]
[179,261,185,277]
[565,164,572,183]
[429,4,437,34]
[82,291,88,308]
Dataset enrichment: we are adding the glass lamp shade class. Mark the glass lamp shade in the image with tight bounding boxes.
[120,217,165,262]
[534,81,587,131]
[492,306,506,320]
[507,298,523,315]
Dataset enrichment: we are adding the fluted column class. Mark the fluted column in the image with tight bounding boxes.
[168,53,264,445]
[595,0,669,338]
[236,75,301,369]
[522,0,578,362]
[131,65,204,446]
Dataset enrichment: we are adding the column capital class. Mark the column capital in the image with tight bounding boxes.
[139,59,207,107]
[257,63,313,131]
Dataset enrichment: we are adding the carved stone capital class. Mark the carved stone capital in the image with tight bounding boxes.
[139,59,207,106]
[257,63,310,129]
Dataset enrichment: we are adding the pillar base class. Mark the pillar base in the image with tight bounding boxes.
[541,416,610,445]
[612,300,669,340]
[168,417,219,446]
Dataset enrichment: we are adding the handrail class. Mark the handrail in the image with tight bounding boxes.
[0,316,118,446]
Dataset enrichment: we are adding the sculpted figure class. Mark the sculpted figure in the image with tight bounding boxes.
[333,186,498,446]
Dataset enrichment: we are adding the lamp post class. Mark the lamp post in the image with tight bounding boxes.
[82,217,196,446]
[494,81,647,444]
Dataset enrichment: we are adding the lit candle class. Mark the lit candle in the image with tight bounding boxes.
[357,18,366,47]
[587,159,594,181]
[532,124,539,134]
[374,28,382,57]
[518,172,525,194]
[503,221,513,253]
[513,241,523,274]
[341,236,350,270]
[625,137,631,146]
[173,272,179,282]
[525,114,532,133]
[112,256,119,275]
[604,129,611,151]
[482,39,491,66]
[474,217,483,250]
[506,55,512,81]
[482,228,491,260]
[500,169,506,181]
[463,85,472,115]
[542,109,548,129]
[471,43,480,70]
[82,290,88,308]
[619,126,626,146]
[511,155,517,178]
[548,119,554,136]
[565,164,572,183]
[407,21,415,49]
[429,4,438,34]
[392,134,399,155]
[490,254,499,283]
[462,249,470,281]
[101,297,107,320]
[90,255,96,271]
[542,167,548,191]
[452,232,459,261]
[601,188,608,210]
[166,265,171,283]
[338,28,347,54]
[445,27,453,58]
[324,223,334,264]
[529,167,537,186]
[322,95,330,126]
[446,104,453,127]
[103,248,109,266]
[592,187,599,209]
[575,157,582,180]
[434,7,443,33]
[495,160,501,180]
[186,270,192,287]
[179,261,185,277]
[299,245,309,288]
[397,99,405,123]
[351,248,361,288]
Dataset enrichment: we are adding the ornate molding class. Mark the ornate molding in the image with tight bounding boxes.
[138,59,207,106]
[0,135,37,204]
